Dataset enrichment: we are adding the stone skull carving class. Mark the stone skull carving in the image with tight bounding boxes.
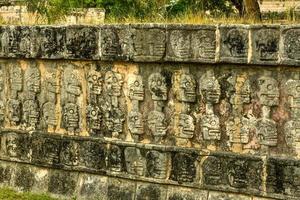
[104,71,123,97]
[64,66,81,103]
[227,117,250,144]
[284,29,300,60]
[256,118,277,146]
[148,73,168,101]
[128,111,144,136]
[109,145,123,172]
[224,29,247,58]
[8,99,21,125]
[284,120,300,147]
[228,160,248,188]
[88,71,102,95]
[60,141,79,166]
[23,99,39,128]
[255,30,279,61]
[25,65,41,94]
[171,153,196,183]
[87,105,101,131]
[200,71,221,104]
[170,30,191,59]
[227,75,251,105]
[146,150,167,179]
[257,76,279,107]
[178,113,195,139]
[128,74,144,101]
[177,73,196,103]
[203,156,222,185]
[9,66,22,92]
[201,114,221,141]
[63,103,79,132]
[5,133,18,157]
[42,102,57,127]
[45,72,59,101]
[147,111,167,140]
[124,147,145,176]
[285,79,300,109]
[105,107,125,133]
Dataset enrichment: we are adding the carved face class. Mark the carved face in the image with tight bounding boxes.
[256,118,277,146]
[228,160,248,188]
[104,71,123,97]
[87,105,101,130]
[197,32,216,59]
[225,29,247,57]
[23,100,39,127]
[172,153,196,183]
[128,111,144,135]
[170,30,190,58]
[284,29,300,60]
[147,111,167,138]
[5,133,18,157]
[43,102,57,126]
[202,114,220,141]
[284,120,300,147]
[203,156,222,185]
[109,145,123,172]
[257,76,279,106]
[88,71,102,95]
[8,99,21,124]
[255,30,279,61]
[42,138,60,164]
[178,74,196,102]
[45,72,58,94]
[148,73,168,101]
[146,150,167,179]
[105,107,125,133]
[128,74,144,101]
[25,66,41,93]
[63,103,79,131]
[285,80,300,108]
[102,29,119,56]
[200,74,221,104]
[10,67,22,92]
[124,147,145,176]
[227,75,251,105]
[65,70,81,97]
[178,114,195,139]
[61,141,79,166]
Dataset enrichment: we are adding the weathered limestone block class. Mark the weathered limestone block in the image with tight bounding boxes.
[208,191,251,200]
[124,147,146,176]
[100,25,133,61]
[107,144,125,172]
[77,174,108,200]
[167,187,208,200]
[107,178,136,200]
[250,25,280,65]
[145,150,168,179]
[166,25,216,62]
[65,26,99,59]
[267,157,300,197]
[281,26,300,65]
[202,154,263,193]
[36,26,66,59]
[135,183,167,200]
[132,24,166,62]
[219,25,249,63]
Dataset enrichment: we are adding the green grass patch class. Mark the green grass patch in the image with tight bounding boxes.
[0,187,59,200]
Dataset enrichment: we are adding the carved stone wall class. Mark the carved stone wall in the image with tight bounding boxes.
[0,24,300,200]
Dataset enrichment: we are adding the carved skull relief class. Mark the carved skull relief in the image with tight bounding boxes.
[148,73,168,101]
[171,153,196,183]
[88,71,102,95]
[64,66,81,102]
[109,145,123,172]
[42,102,57,127]
[224,29,248,58]
[87,105,101,131]
[256,118,277,146]
[128,74,144,101]
[147,111,167,139]
[128,111,144,136]
[104,71,123,97]
[24,65,41,94]
[200,71,221,104]
[284,120,300,147]
[170,30,191,59]
[201,114,221,141]
[285,79,300,109]
[257,76,279,107]
[255,29,279,61]
[60,141,79,166]
[146,150,167,179]
[227,75,251,105]
[227,160,249,188]
[63,103,79,132]
[105,107,125,133]
[124,147,145,176]
[23,99,39,128]
[203,156,222,185]
[9,66,22,92]
[177,73,196,103]
[5,133,18,157]
[178,113,195,139]
[8,99,21,125]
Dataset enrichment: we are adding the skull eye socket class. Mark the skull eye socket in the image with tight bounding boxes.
[134,81,140,87]
[91,110,97,116]
[92,75,97,81]
[267,84,273,90]
[210,120,216,126]
[69,109,74,114]
[296,86,300,92]
[157,80,162,86]
[113,77,117,82]
[185,81,190,87]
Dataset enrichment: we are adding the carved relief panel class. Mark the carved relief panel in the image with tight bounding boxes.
[282,28,300,64]
[146,150,168,179]
[148,73,168,101]
[0,69,4,125]
[108,145,124,172]
[170,153,197,183]
[60,140,80,167]
[124,147,145,176]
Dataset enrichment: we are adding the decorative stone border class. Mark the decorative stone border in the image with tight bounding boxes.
[0,24,299,65]
[0,130,299,199]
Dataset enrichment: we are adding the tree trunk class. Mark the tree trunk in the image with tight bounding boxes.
[243,0,261,21]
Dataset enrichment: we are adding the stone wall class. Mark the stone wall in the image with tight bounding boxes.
[0,24,299,199]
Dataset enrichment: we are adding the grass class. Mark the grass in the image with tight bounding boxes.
[0,188,59,200]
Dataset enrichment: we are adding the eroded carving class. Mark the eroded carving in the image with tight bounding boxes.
[149,73,168,101]
[257,76,279,107]
[63,103,80,133]
[254,29,279,61]
[171,153,196,183]
[108,145,123,172]
[177,73,196,103]
[60,140,79,167]
[147,111,167,142]
[201,114,221,141]
[256,118,277,147]
[227,160,248,188]
[128,111,144,137]
[178,113,195,139]
[200,71,221,104]
[224,29,248,58]
[104,71,123,97]
[146,150,167,179]
[128,74,144,101]
[124,147,145,176]
[203,156,222,185]
[284,29,300,60]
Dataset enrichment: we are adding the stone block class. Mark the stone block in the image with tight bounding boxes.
[169,152,198,183]
[145,149,169,179]
[166,24,216,62]
[132,24,166,62]
[36,26,66,59]
[65,25,99,59]
[281,26,300,65]
[266,157,300,197]
[48,169,78,196]
[107,178,136,200]
[3,26,37,58]
[99,25,133,61]
[167,186,208,200]
[59,139,80,168]
[107,144,125,173]
[202,153,263,193]
[77,174,108,200]
[135,183,167,200]
[207,191,251,200]
[0,161,15,187]
[219,25,249,64]
[14,165,35,192]
[250,25,280,65]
